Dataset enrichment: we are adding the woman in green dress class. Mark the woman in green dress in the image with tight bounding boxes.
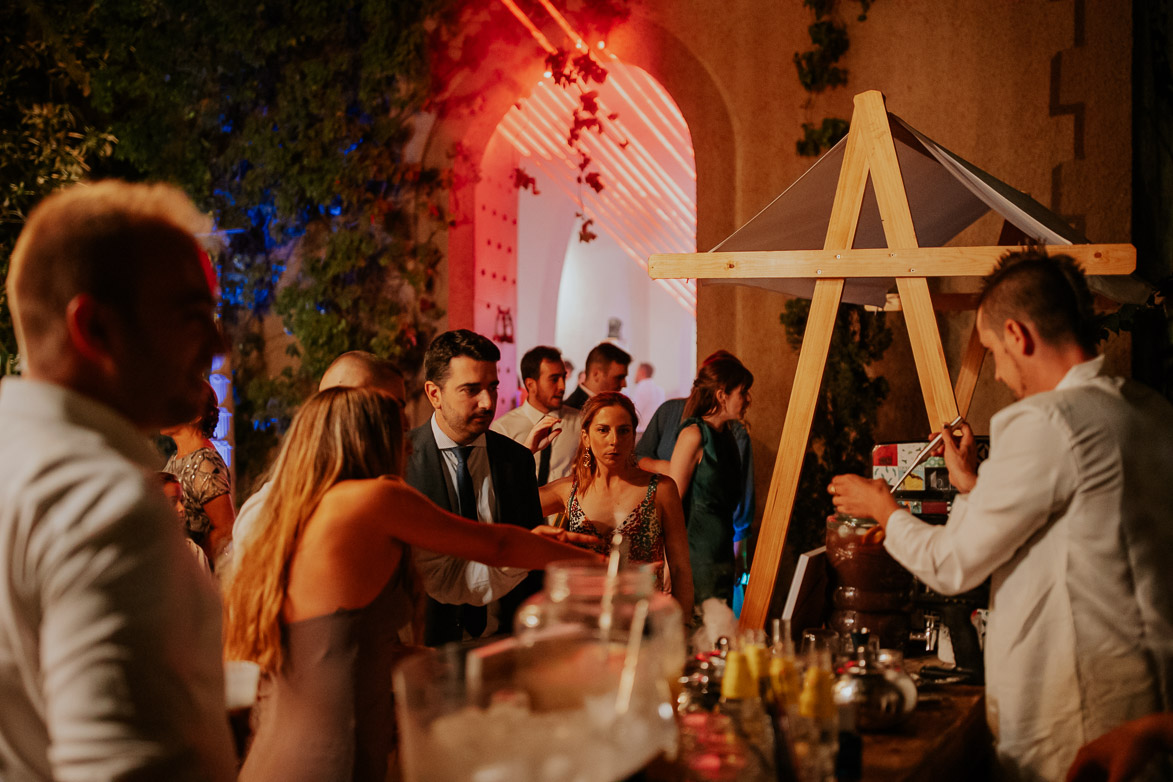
[643,354,753,607]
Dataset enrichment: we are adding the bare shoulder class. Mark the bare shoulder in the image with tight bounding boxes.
[544,475,574,500]
[673,424,703,453]
[319,475,422,516]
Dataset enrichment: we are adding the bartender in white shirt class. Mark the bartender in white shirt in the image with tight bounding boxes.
[492,345,582,486]
[828,249,1173,782]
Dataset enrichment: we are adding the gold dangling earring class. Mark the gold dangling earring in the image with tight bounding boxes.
[583,449,595,471]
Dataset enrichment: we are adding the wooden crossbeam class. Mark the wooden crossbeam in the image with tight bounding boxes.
[649,244,1136,280]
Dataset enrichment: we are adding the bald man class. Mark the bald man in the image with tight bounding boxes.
[230,350,406,564]
[318,350,407,403]
[0,181,236,781]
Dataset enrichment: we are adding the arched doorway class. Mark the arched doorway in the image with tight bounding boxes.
[472,58,697,413]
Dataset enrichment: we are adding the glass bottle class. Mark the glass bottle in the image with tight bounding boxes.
[793,648,839,782]
[718,649,775,779]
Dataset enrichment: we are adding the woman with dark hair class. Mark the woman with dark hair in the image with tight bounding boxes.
[162,380,234,564]
[641,354,753,606]
[539,392,693,618]
[225,386,592,782]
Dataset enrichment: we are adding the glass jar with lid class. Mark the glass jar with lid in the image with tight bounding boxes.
[825,513,913,649]
[514,560,686,685]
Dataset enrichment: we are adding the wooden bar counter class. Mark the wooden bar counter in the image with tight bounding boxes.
[665,673,991,780]
[861,681,990,781]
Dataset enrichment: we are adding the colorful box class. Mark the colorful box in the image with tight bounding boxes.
[872,438,989,495]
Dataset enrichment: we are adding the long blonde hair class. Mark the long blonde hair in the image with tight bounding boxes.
[223,386,404,672]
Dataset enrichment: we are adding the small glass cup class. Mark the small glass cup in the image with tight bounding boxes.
[801,627,840,672]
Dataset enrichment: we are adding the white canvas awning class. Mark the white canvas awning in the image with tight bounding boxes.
[708,113,1149,306]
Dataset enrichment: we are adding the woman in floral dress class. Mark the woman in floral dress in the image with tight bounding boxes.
[162,380,235,566]
[540,392,693,618]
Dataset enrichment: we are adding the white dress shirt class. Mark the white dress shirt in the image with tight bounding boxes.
[490,400,581,483]
[627,378,666,434]
[413,415,527,619]
[229,479,270,575]
[883,357,1173,781]
[0,378,236,782]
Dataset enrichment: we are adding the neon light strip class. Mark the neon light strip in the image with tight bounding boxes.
[540,76,696,224]
[533,0,601,62]
[599,64,695,175]
[532,84,695,229]
[613,65,692,154]
[496,0,559,54]
[506,143,696,311]
[508,91,696,254]
[500,85,698,300]
[490,0,698,314]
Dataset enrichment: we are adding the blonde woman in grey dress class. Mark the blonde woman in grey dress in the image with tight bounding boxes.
[224,386,594,782]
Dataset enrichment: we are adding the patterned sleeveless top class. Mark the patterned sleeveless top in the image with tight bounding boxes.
[567,474,669,591]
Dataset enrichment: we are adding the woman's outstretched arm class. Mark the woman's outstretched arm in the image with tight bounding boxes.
[330,477,597,570]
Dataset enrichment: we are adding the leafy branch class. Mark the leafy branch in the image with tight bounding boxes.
[793,0,874,156]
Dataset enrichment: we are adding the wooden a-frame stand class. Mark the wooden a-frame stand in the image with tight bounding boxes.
[649,90,1135,630]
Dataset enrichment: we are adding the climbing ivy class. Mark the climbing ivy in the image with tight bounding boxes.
[0,8,117,371]
[793,0,874,156]
[1,0,636,495]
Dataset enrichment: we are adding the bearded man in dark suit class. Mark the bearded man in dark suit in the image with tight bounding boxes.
[406,329,544,645]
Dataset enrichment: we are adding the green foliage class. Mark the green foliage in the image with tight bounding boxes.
[3,0,453,493]
[779,300,892,555]
[0,7,117,370]
[793,0,875,154]
[785,0,890,553]
[796,117,850,157]
[794,21,850,93]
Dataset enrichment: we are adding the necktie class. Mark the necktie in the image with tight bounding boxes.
[453,445,478,521]
[537,446,551,486]
[452,445,487,637]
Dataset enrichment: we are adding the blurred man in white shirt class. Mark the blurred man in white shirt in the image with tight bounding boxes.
[0,181,236,781]
[627,361,666,435]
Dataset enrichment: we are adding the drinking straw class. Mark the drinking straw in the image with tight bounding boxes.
[615,597,649,714]
[598,531,624,643]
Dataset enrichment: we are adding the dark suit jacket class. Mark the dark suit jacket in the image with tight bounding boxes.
[563,385,589,411]
[406,422,544,644]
